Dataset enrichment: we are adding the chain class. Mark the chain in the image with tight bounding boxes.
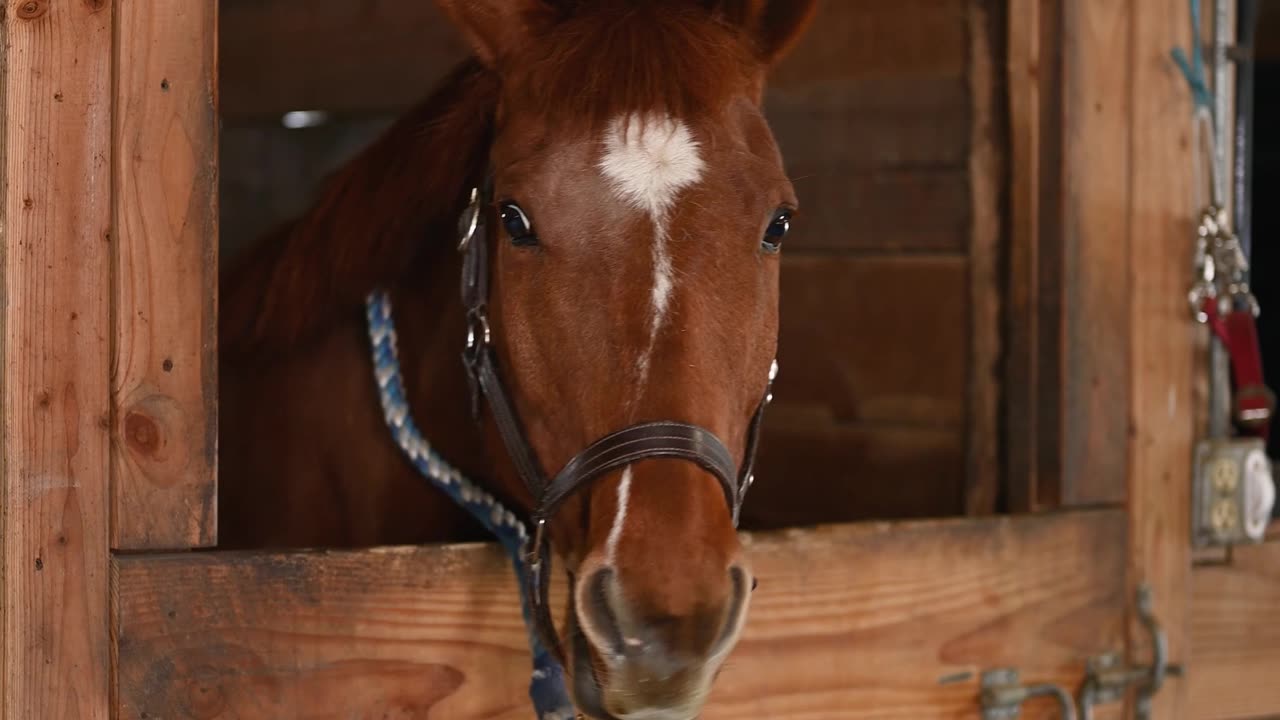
[1189,203,1259,323]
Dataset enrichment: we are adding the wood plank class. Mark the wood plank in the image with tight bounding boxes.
[766,77,971,173]
[1125,0,1198,714]
[745,411,966,529]
[1060,0,1132,508]
[965,0,1007,515]
[1188,542,1280,719]
[776,256,969,429]
[218,0,969,120]
[114,510,1127,718]
[783,170,969,253]
[112,0,219,550]
[767,0,968,89]
[0,1,114,718]
[1004,0,1063,512]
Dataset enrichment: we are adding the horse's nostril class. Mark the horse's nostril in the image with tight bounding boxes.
[710,565,753,654]
[579,567,626,656]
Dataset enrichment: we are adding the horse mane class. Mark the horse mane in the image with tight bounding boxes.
[219,59,498,358]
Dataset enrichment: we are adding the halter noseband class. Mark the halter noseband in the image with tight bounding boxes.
[456,178,776,663]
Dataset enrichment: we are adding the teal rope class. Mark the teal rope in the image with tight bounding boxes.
[1171,0,1214,110]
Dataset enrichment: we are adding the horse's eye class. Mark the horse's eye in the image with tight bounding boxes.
[762,209,791,253]
[499,202,537,246]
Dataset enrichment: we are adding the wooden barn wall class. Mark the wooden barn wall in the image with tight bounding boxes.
[217,0,1005,526]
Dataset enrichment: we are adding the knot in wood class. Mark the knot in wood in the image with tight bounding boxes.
[125,411,162,455]
[185,671,227,719]
[16,0,47,20]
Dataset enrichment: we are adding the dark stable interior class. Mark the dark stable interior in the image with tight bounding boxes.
[218,2,992,533]
[218,1,1280,532]
[1249,0,1280,517]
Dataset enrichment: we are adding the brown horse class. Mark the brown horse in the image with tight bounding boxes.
[218,1,816,716]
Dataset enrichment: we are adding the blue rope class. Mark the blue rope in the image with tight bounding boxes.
[364,289,576,719]
[1171,0,1214,111]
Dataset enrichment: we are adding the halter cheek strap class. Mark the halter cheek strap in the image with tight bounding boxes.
[456,178,777,665]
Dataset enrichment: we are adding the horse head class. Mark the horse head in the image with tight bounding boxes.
[435,1,816,716]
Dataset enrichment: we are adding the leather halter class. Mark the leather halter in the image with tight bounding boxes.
[455,179,776,663]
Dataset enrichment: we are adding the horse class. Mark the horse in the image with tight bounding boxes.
[217,1,817,716]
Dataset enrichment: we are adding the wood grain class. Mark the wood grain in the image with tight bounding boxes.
[965,0,1007,515]
[0,0,114,718]
[114,510,1127,719]
[781,170,969,253]
[749,253,973,525]
[768,0,968,90]
[766,77,971,174]
[1004,0,1058,512]
[1188,542,1280,719]
[775,256,970,430]
[112,0,219,550]
[1125,0,1197,714]
[218,0,969,119]
[745,411,966,528]
[1060,0,1131,508]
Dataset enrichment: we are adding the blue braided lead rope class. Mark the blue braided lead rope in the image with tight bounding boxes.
[364,289,576,719]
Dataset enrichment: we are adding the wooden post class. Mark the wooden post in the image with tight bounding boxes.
[111,0,219,550]
[1126,0,1197,715]
[1062,0,1133,507]
[0,0,115,717]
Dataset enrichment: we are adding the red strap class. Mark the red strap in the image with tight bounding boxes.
[1201,296,1274,440]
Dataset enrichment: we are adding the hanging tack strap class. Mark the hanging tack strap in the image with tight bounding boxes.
[1201,296,1274,440]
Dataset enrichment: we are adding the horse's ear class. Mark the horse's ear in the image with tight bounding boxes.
[434,0,555,67]
[713,0,819,66]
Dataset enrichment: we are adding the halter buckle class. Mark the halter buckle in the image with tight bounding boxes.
[526,518,547,571]
[465,308,492,350]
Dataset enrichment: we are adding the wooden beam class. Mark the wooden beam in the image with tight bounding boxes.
[747,417,965,527]
[965,0,1007,515]
[1060,0,1133,508]
[0,1,114,718]
[1004,0,1066,512]
[1126,0,1198,715]
[114,510,1127,718]
[1188,542,1280,718]
[111,0,219,550]
[217,0,971,120]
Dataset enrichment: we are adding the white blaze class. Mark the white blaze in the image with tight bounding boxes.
[597,112,705,557]
[605,466,633,564]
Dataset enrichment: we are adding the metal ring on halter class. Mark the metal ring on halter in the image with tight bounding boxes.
[466,310,492,350]
[457,187,481,251]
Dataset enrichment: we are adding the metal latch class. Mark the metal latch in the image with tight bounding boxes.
[1078,585,1184,720]
[977,586,1183,720]
[980,668,1076,720]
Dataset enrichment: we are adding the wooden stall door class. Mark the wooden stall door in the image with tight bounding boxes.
[111,3,1198,720]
